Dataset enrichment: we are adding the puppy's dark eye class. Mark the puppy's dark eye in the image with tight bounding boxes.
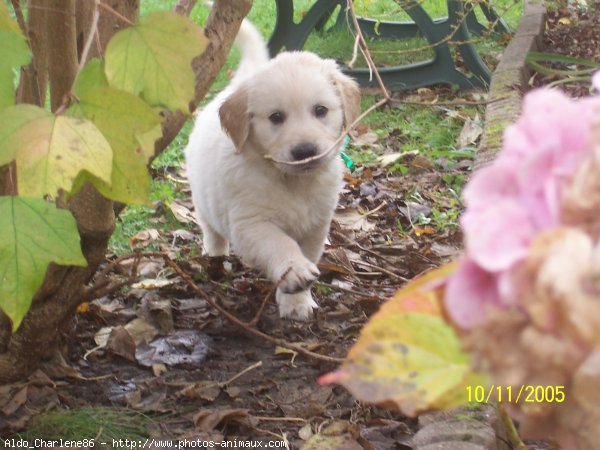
[269,111,285,125]
[314,105,328,118]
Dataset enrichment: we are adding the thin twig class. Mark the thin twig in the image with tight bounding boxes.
[164,256,344,364]
[77,0,101,73]
[362,201,387,217]
[178,360,263,397]
[265,97,389,166]
[55,0,101,115]
[248,268,291,326]
[83,252,145,301]
[351,259,408,282]
[315,281,380,299]
[382,1,505,59]
[347,0,391,100]
[174,0,198,15]
[98,0,134,25]
[220,360,262,387]
[348,33,360,68]
[253,416,307,422]
[393,95,510,107]
[354,242,402,270]
[248,278,279,327]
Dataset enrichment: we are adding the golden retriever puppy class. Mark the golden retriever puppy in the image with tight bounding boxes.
[185,20,360,319]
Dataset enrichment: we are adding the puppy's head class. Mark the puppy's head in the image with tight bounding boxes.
[219,52,360,174]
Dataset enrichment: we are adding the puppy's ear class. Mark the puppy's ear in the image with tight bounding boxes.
[219,87,249,152]
[331,72,361,129]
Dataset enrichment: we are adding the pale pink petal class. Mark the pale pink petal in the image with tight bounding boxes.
[521,90,592,167]
[445,260,500,329]
[462,161,517,208]
[461,199,535,272]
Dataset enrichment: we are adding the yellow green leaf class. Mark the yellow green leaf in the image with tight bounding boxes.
[74,58,108,98]
[320,263,488,416]
[68,86,162,205]
[104,12,207,112]
[0,196,87,330]
[0,104,113,197]
[0,4,32,107]
[0,2,23,36]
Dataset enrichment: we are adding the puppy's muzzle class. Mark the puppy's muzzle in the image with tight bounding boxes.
[290,143,318,161]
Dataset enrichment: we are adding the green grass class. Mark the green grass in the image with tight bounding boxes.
[12,407,155,449]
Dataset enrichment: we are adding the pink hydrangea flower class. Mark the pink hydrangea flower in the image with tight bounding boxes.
[446,88,600,329]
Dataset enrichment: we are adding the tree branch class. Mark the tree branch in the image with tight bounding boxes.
[174,0,197,16]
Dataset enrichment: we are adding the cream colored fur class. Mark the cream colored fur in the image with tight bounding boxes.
[184,20,360,319]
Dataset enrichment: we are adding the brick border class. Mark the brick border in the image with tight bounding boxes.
[474,0,546,170]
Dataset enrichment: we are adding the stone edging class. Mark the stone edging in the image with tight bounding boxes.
[411,3,546,449]
[474,0,546,170]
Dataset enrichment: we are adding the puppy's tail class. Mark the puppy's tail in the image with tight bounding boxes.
[234,20,270,79]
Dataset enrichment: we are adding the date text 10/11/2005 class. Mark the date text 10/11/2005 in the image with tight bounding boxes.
[467,385,566,404]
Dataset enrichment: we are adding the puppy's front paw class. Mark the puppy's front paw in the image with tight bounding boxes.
[276,289,318,320]
[278,259,319,293]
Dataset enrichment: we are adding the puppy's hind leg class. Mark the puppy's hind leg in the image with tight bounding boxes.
[199,220,230,256]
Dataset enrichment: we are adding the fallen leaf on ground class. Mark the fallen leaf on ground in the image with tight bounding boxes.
[457,113,483,148]
[168,200,197,224]
[135,330,211,367]
[334,208,376,232]
[106,326,136,361]
[298,423,313,441]
[193,408,249,432]
[132,278,176,289]
[181,381,221,402]
[125,317,159,344]
[129,228,161,247]
[352,131,379,147]
[139,294,174,334]
[377,151,415,167]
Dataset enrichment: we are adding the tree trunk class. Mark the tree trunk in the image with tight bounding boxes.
[0,0,252,384]
[16,0,49,106]
[46,0,78,112]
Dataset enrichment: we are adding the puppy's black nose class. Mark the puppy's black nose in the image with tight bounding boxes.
[290,143,318,161]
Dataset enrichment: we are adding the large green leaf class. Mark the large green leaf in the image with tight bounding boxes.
[0,3,32,107]
[0,196,87,330]
[74,58,109,97]
[68,86,162,205]
[320,263,488,416]
[104,12,207,112]
[0,104,113,197]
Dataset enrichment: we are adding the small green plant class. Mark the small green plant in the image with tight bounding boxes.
[526,51,600,90]
[14,407,154,449]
